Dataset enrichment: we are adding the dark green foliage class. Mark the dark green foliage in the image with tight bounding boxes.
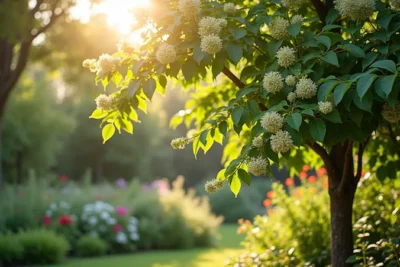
[0,232,23,266]
[76,235,108,257]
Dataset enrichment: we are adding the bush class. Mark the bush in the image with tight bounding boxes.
[227,172,400,266]
[17,229,69,265]
[0,232,23,266]
[76,235,107,257]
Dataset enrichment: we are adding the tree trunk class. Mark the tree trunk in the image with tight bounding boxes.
[329,185,357,267]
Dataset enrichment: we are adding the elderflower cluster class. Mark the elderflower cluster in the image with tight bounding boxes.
[287,92,297,103]
[82,59,98,73]
[247,157,269,176]
[263,72,283,94]
[178,0,201,20]
[95,94,114,111]
[117,40,135,54]
[252,136,264,148]
[205,179,224,193]
[223,3,236,14]
[269,17,290,40]
[319,101,333,114]
[291,15,304,25]
[198,17,226,37]
[276,46,296,68]
[282,0,308,9]
[295,78,317,99]
[270,130,293,154]
[201,34,223,54]
[171,137,189,150]
[285,75,297,87]
[391,0,400,9]
[261,112,284,134]
[97,54,121,76]
[334,0,375,21]
[382,103,400,123]
[156,43,177,65]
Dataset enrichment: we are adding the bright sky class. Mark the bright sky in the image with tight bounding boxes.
[70,0,150,43]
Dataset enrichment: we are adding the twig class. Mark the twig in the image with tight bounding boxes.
[222,67,245,89]
[355,138,370,182]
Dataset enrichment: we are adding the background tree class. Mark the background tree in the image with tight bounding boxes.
[85,0,400,265]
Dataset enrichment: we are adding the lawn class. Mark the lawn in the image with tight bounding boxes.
[60,224,244,267]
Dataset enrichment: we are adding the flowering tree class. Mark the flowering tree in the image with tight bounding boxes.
[85,0,400,265]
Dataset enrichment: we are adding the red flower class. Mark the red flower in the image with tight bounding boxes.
[42,216,52,226]
[285,178,295,186]
[263,199,272,207]
[299,171,308,179]
[266,191,274,198]
[58,215,73,226]
[245,220,252,225]
[308,176,317,183]
[113,224,123,233]
[317,168,327,177]
[302,165,310,172]
[59,175,68,183]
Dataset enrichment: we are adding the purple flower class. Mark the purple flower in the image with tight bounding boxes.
[115,178,126,188]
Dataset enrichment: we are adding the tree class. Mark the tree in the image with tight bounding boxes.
[0,0,75,188]
[84,0,400,266]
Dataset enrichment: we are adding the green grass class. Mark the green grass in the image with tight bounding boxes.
[60,224,244,267]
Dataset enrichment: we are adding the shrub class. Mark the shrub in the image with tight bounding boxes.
[0,232,23,266]
[76,235,107,257]
[227,172,400,266]
[17,229,69,265]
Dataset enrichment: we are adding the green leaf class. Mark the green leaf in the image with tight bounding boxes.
[267,40,283,57]
[212,50,226,78]
[362,52,378,71]
[90,109,108,119]
[230,174,241,197]
[121,119,134,134]
[318,80,337,101]
[238,169,251,186]
[143,78,156,100]
[287,23,301,37]
[192,138,201,159]
[370,60,397,73]
[219,121,228,136]
[236,87,258,99]
[193,46,206,64]
[321,51,339,67]
[158,75,167,88]
[102,124,115,144]
[200,130,209,146]
[310,118,326,142]
[227,42,243,64]
[340,44,365,58]
[132,60,145,75]
[232,107,243,126]
[322,24,342,31]
[356,74,376,99]
[374,75,395,97]
[230,28,247,40]
[345,255,358,264]
[315,35,331,50]
[128,80,141,98]
[353,90,373,113]
[322,109,342,123]
[333,82,352,105]
[286,113,302,131]
[326,9,340,24]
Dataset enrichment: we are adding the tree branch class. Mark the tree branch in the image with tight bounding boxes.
[30,0,45,16]
[339,141,353,193]
[222,67,245,89]
[307,141,337,185]
[29,10,64,42]
[355,137,370,182]
[310,0,328,23]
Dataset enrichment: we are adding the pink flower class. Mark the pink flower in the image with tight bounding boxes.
[42,216,52,226]
[113,224,123,232]
[58,215,73,226]
[59,175,68,183]
[115,206,127,216]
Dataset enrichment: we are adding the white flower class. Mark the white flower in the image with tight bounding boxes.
[178,0,201,19]
[83,59,97,72]
[89,216,98,225]
[130,232,140,241]
[261,112,284,134]
[382,103,400,123]
[95,94,113,111]
[270,130,293,154]
[156,43,177,65]
[287,92,297,103]
[285,75,297,87]
[107,217,117,225]
[291,15,304,24]
[101,212,110,220]
[97,54,121,76]
[276,46,296,68]
[319,101,333,114]
[71,215,77,222]
[269,17,290,40]
[205,180,218,194]
[60,201,70,209]
[295,78,317,99]
[263,72,283,94]
[198,17,226,37]
[50,203,57,210]
[116,232,128,244]
[334,0,375,21]
[200,35,223,55]
[223,3,236,14]
[129,217,139,225]
[247,157,269,176]
[252,136,264,148]
[171,137,188,150]
[128,224,138,233]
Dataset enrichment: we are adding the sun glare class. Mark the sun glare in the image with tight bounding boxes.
[71,0,150,44]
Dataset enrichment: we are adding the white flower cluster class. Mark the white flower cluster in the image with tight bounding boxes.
[276,46,296,68]
[223,3,236,14]
[252,136,264,148]
[82,59,97,73]
[269,17,290,40]
[201,34,223,54]
[261,112,284,134]
[117,40,135,54]
[46,201,73,218]
[285,75,297,87]
[178,0,201,20]
[198,16,227,55]
[319,101,333,114]
[270,130,293,154]
[295,78,317,99]
[205,179,224,193]
[247,157,269,176]
[95,94,114,111]
[263,72,283,94]
[97,54,121,76]
[156,43,177,65]
[382,103,400,123]
[334,0,375,21]
[291,15,304,25]
[287,92,297,103]
[171,137,189,149]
